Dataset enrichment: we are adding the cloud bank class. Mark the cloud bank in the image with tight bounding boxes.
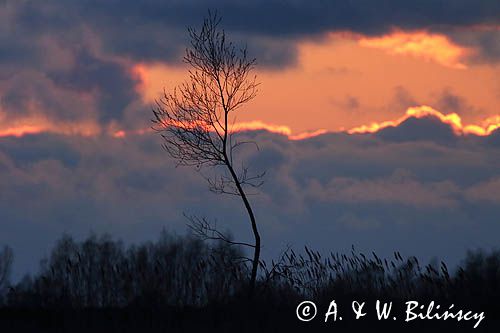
[1,1,499,137]
[1,0,499,279]
[1,111,500,279]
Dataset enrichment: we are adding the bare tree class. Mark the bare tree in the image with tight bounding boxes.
[152,12,263,297]
[0,245,13,301]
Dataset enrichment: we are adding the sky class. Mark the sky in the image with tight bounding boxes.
[1,0,500,279]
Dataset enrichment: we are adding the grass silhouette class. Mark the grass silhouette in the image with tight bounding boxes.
[1,232,499,332]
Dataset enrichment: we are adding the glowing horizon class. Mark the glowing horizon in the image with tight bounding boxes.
[127,30,499,137]
[3,106,498,140]
[1,25,499,142]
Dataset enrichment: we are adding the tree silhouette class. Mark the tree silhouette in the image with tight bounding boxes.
[152,12,263,297]
[0,245,13,304]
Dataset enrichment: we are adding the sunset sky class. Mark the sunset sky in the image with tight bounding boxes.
[1,1,500,278]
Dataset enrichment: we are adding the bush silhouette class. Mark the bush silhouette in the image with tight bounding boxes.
[1,233,499,332]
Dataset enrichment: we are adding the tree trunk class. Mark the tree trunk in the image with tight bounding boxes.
[225,161,261,298]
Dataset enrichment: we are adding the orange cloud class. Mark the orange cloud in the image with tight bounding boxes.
[113,120,326,141]
[112,130,126,138]
[130,62,187,103]
[232,121,327,140]
[132,35,499,135]
[4,107,500,142]
[289,129,328,141]
[348,105,500,136]
[358,31,472,69]
[231,120,292,136]
[0,116,101,138]
[0,125,44,137]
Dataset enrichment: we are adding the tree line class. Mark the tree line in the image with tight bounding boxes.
[1,232,499,309]
[1,233,499,332]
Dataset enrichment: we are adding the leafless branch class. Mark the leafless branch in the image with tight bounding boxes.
[185,214,256,249]
[152,11,264,297]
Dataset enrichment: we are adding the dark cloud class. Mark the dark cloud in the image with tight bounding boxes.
[330,95,361,112]
[1,0,499,133]
[380,86,486,122]
[1,69,96,123]
[344,95,360,110]
[473,30,500,63]
[431,88,484,116]
[378,86,417,116]
[1,120,499,279]
[72,0,500,66]
[4,1,500,66]
[47,50,140,123]
[447,28,500,64]
[324,66,361,76]
[376,116,457,144]
[392,86,417,111]
[246,37,299,69]
[436,89,465,112]
[0,2,143,127]
[0,134,80,168]
[486,128,500,147]
[1,0,500,280]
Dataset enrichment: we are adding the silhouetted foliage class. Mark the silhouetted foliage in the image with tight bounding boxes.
[0,245,13,305]
[2,234,500,332]
[7,232,246,308]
